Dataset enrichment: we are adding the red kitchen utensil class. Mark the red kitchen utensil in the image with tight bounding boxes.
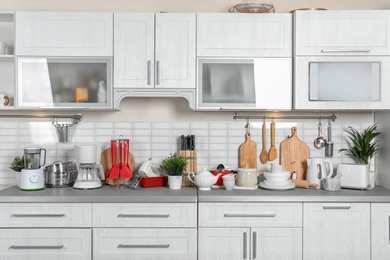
[106,140,119,179]
[120,139,133,178]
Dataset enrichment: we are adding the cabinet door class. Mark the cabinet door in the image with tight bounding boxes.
[15,12,113,56]
[198,228,249,260]
[295,10,390,56]
[155,13,196,89]
[197,13,292,57]
[252,228,302,260]
[93,228,196,260]
[303,203,370,260]
[114,13,155,89]
[0,229,91,260]
[371,203,390,260]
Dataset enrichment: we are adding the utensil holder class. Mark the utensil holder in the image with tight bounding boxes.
[322,178,341,191]
[180,150,197,187]
[54,124,69,143]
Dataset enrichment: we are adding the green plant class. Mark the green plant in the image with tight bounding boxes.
[160,154,187,176]
[339,124,381,164]
[10,156,24,172]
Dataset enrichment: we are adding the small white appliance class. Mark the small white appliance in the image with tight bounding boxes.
[139,158,158,177]
[20,147,46,191]
[337,163,369,190]
[306,157,333,188]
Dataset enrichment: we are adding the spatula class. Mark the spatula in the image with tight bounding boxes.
[107,140,120,179]
[268,121,277,161]
[260,122,268,164]
[120,139,133,178]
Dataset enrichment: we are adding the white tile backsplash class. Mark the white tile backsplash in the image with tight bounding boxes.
[0,118,374,185]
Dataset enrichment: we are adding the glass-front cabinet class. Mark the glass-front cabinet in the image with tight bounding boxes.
[17,57,112,109]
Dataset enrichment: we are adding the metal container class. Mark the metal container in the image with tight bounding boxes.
[44,161,78,188]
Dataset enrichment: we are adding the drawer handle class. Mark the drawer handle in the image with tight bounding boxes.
[11,214,66,218]
[321,49,371,53]
[388,215,390,244]
[224,213,276,218]
[117,214,170,218]
[323,205,351,210]
[10,245,64,250]
[243,232,247,259]
[253,231,257,259]
[118,244,170,249]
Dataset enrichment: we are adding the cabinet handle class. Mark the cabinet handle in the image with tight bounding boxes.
[388,215,390,244]
[10,245,64,250]
[118,244,170,249]
[321,49,371,53]
[156,60,161,86]
[224,213,276,218]
[323,205,351,210]
[252,231,257,259]
[11,213,66,218]
[117,213,170,218]
[147,60,152,85]
[243,232,247,259]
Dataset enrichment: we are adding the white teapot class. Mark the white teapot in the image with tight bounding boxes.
[188,168,221,191]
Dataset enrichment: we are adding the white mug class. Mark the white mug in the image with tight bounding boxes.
[223,179,235,190]
[222,173,237,181]
[0,42,6,55]
[0,94,9,107]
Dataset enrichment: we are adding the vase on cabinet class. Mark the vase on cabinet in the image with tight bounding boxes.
[168,176,182,190]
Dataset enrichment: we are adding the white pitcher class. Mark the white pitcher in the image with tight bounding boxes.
[306,157,333,187]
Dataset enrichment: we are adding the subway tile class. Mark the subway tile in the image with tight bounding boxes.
[152,122,170,129]
[95,122,114,129]
[115,122,132,128]
[152,128,170,136]
[190,122,208,129]
[95,129,114,136]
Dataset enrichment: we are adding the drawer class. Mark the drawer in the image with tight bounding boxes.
[199,202,302,227]
[0,203,92,227]
[93,203,197,227]
[93,228,196,260]
[0,229,91,260]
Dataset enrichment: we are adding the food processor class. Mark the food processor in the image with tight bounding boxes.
[20,147,46,191]
[73,145,105,189]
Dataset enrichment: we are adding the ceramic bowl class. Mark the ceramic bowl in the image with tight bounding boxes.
[264,171,291,183]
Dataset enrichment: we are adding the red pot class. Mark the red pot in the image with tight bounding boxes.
[211,170,233,186]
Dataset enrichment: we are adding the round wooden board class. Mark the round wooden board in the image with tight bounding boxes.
[100,148,136,185]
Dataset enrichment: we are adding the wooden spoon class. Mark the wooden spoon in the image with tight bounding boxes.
[268,121,277,161]
[260,122,268,164]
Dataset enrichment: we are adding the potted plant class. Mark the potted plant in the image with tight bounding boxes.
[160,153,187,190]
[10,156,24,187]
[339,124,381,188]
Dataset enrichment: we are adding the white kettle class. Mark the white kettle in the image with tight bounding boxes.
[188,168,221,191]
[306,157,333,187]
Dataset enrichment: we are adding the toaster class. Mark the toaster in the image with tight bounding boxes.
[337,163,369,190]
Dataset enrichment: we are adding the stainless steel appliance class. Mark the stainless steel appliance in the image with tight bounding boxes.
[44,161,78,188]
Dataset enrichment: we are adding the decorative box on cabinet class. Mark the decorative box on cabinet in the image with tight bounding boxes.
[198,202,303,260]
[15,12,113,56]
[371,203,390,260]
[113,13,196,110]
[303,203,370,260]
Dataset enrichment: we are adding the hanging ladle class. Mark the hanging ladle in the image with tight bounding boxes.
[314,119,327,149]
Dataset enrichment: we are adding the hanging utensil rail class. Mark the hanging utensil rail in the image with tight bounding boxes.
[0,113,83,124]
[233,113,337,122]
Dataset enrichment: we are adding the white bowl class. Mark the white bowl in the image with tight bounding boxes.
[264,171,291,183]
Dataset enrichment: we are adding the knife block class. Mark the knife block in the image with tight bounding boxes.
[180,150,197,187]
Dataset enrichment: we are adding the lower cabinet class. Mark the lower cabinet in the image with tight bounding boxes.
[371,203,390,260]
[303,203,370,260]
[0,229,91,260]
[199,227,302,260]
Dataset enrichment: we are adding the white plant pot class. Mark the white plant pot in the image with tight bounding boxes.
[15,171,21,187]
[168,176,182,190]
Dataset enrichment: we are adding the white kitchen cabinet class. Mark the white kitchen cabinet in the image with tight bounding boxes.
[197,13,292,57]
[295,10,390,56]
[198,202,302,260]
[371,203,390,260]
[303,203,370,260]
[114,13,196,89]
[94,228,197,260]
[0,229,91,260]
[15,12,113,56]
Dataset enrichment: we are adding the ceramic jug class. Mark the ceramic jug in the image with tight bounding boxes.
[306,157,333,187]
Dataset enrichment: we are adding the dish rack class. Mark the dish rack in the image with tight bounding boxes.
[228,2,275,13]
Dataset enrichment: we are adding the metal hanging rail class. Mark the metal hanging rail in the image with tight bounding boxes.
[0,113,83,124]
[233,113,337,122]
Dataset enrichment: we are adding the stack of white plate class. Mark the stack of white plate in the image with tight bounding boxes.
[259,170,295,190]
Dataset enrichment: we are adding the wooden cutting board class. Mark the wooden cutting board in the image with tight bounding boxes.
[279,127,310,180]
[100,148,136,185]
[239,133,257,168]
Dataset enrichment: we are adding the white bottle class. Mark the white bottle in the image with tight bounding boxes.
[97,81,107,103]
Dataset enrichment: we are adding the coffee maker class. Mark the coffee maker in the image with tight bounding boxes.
[73,145,105,190]
[20,147,46,191]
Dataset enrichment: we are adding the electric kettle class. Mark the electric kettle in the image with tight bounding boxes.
[306,157,333,188]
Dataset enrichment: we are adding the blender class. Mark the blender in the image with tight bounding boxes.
[73,145,105,189]
[20,147,46,191]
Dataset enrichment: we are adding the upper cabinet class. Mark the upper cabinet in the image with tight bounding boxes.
[15,12,113,56]
[197,13,292,57]
[295,10,390,56]
[114,13,196,89]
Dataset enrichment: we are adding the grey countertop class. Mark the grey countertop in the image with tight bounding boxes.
[198,186,390,203]
[0,185,198,203]
[1,184,390,203]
